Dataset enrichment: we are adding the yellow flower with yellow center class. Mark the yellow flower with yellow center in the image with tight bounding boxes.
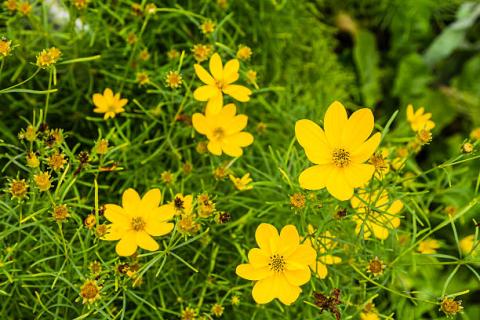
[459,235,475,255]
[92,88,128,120]
[102,188,174,256]
[192,103,254,157]
[351,190,403,240]
[229,173,253,191]
[236,223,316,305]
[193,53,252,114]
[295,101,381,201]
[406,104,435,132]
[169,193,193,216]
[418,238,440,254]
[0,38,12,57]
[306,225,341,279]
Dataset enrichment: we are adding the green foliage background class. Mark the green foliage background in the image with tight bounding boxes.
[1,0,480,319]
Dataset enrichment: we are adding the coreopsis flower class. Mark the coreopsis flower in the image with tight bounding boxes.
[210,303,224,317]
[193,53,252,114]
[26,152,39,168]
[200,19,216,34]
[165,70,182,89]
[366,257,385,277]
[167,48,180,60]
[459,235,475,255]
[236,45,252,60]
[351,190,403,240]
[229,173,253,191]
[73,0,88,10]
[191,44,211,62]
[418,238,440,254]
[34,172,52,191]
[306,225,341,279]
[52,204,69,222]
[295,101,381,201]
[102,188,174,256]
[360,302,380,320]
[406,104,435,132]
[470,127,480,140]
[440,297,463,317]
[290,193,306,209]
[92,88,128,119]
[48,152,67,171]
[169,194,193,216]
[8,178,28,200]
[79,279,101,304]
[36,47,61,68]
[0,38,12,57]
[17,1,30,15]
[461,142,474,154]
[136,71,150,86]
[369,148,390,180]
[4,0,17,12]
[95,139,109,155]
[235,223,316,305]
[192,103,254,157]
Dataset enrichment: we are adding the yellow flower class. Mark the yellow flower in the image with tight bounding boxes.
[17,1,30,15]
[369,148,390,180]
[36,47,61,68]
[102,188,174,256]
[236,45,252,60]
[406,104,435,132]
[80,279,101,304]
[306,226,341,279]
[191,44,212,62]
[4,0,17,12]
[460,235,475,255]
[92,88,128,119]
[351,190,403,240]
[200,19,216,34]
[193,53,252,114]
[235,223,316,305]
[34,172,52,191]
[470,127,480,140]
[418,238,440,254]
[0,38,12,57]
[360,311,380,320]
[192,103,254,157]
[165,70,183,89]
[229,173,253,191]
[295,101,381,200]
[169,193,193,216]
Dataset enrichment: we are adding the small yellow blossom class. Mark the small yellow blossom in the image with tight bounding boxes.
[236,223,316,305]
[177,214,200,236]
[144,3,156,15]
[48,152,67,171]
[416,129,432,145]
[193,53,252,114]
[167,48,180,60]
[34,172,52,191]
[197,194,215,218]
[36,47,61,68]
[461,142,474,154]
[366,257,386,277]
[73,0,89,10]
[84,214,96,229]
[369,148,390,180]
[165,70,183,89]
[418,238,440,254]
[26,152,39,168]
[217,0,228,9]
[406,104,435,132]
[231,295,240,306]
[9,178,29,200]
[181,307,197,320]
[53,204,69,222]
[440,297,463,317]
[169,194,193,216]
[351,190,403,240]
[360,302,380,320]
[95,139,109,155]
[460,235,475,255]
[470,127,480,141]
[17,1,31,15]
[236,45,252,60]
[210,303,224,317]
[192,103,254,157]
[126,32,138,45]
[191,44,212,62]
[89,261,102,275]
[92,88,128,119]
[102,188,175,256]
[290,193,306,209]
[229,173,253,191]
[296,101,381,200]
[246,69,259,89]
[4,0,17,12]
[136,71,150,86]
[160,170,175,185]
[80,280,101,304]
[138,48,150,61]
[200,19,216,34]
[0,38,12,57]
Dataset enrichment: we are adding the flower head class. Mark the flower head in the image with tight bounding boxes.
[192,103,254,157]
[191,44,212,62]
[102,188,174,256]
[193,53,252,114]
[92,88,128,119]
[236,45,252,60]
[295,101,381,200]
[36,47,61,68]
[165,70,183,89]
[440,297,463,317]
[229,173,253,191]
[9,178,28,200]
[34,172,52,191]
[406,104,435,132]
[306,226,341,279]
[0,38,12,57]
[80,279,101,304]
[351,190,403,240]
[200,19,216,34]
[169,194,193,216]
[460,235,475,255]
[418,238,440,254]
[236,223,316,305]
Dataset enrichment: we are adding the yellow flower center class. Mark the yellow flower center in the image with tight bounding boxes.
[332,148,351,168]
[213,127,225,140]
[107,103,118,112]
[268,254,286,272]
[131,217,146,231]
[215,80,224,89]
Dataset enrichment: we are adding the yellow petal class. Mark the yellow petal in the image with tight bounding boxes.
[324,101,348,147]
[122,188,141,214]
[193,85,218,101]
[223,59,240,84]
[299,164,334,190]
[149,205,175,222]
[312,261,328,279]
[344,163,375,188]
[274,274,301,305]
[102,224,127,241]
[207,141,222,155]
[255,223,279,254]
[136,231,159,251]
[326,168,353,201]
[104,88,114,99]
[217,103,237,118]
[342,108,374,150]
[236,264,272,281]
[222,143,243,157]
[371,224,389,240]
[319,255,342,265]
[389,199,404,215]
[351,132,381,163]
[248,248,269,267]
[287,243,316,266]
[226,132,254,147]
[104,204,129,225]
[192,113,210,135]
[225,115,248,134]
[205,93,223,115]
[141,188,161,208]
[284,266,311,286]
[295,119,332,165]
[92,93,107,108]
[117,98,128,108]
[251,277,276,304]
[116,231,137,256]
[222,84,252,102]
[406,104,414,121]
[146,221,173,237]
[278,225,300,256]
[209,53,223,80]
[194,63,215,85]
